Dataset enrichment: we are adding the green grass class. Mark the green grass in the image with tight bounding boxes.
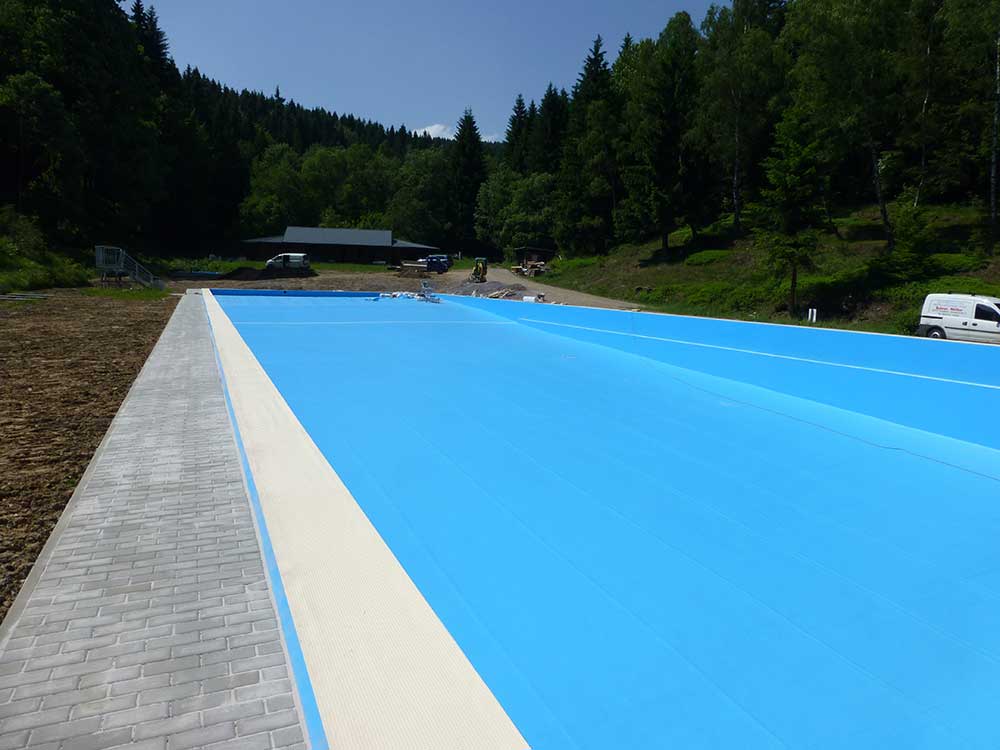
[148,257,247,275]
[83,287,172,300]
[543,204,1000,335]
[684,249,732,266]
[0,250,90,294]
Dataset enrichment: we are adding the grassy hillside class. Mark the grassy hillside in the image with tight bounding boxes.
[0,210,89,294]
[543,204,1000,334]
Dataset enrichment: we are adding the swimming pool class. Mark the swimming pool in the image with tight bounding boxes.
[209,290,1000,750]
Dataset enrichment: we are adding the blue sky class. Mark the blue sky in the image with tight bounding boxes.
[154,0,713,142]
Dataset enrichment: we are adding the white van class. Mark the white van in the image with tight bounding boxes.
[918,293,1000,343]
[265,253,310,270]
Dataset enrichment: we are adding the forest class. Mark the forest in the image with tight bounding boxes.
[2,0,1000,323]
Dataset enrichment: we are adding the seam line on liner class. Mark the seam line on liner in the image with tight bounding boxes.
[203,294,330,750]
[516,315,1000,482]
[519,318,1000,391]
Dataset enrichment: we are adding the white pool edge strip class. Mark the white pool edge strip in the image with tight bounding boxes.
[203,290,528,750]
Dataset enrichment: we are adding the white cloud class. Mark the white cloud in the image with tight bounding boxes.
[482,133,503,143]
[416,123,454,139]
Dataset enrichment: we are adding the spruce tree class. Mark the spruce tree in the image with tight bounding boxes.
[144,7,168,63]
[527,84,569,173]
[556,36,618,255]
[129,0,146,32]
[524,100,538,168]
[572,36,613,115]
[452,108,486,242]
[505,94,528,171]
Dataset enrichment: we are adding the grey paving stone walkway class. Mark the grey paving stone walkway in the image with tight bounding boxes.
[0,294,309,750]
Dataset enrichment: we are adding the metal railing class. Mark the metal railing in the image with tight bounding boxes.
[94,245,165,289]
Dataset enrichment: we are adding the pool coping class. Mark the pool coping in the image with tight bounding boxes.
[203,295,329,750]
[203,289,528,750]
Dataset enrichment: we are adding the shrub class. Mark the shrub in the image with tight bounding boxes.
[0,207,90,293]
[926,253,984,275]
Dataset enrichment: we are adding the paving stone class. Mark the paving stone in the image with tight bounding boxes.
[77,666,141,688]
[0,732,29,750]
[266,694,295,712]
[136,683,200,706]
[0,297,308,750]
[69,694,137,719]
[0,707,70,734]
[169,721,236,750]
[169,691,229,716]
[133,712,200,740]
[26,716,101,744]
[204,732,270,750]
[233,679,291,703]
[59,727,132,750]
[101,702,168,730]
[203,672,259,694]
[0,700,41,721]
[12,678,80,701]
[271,724,305,747]
[38,686,108,709]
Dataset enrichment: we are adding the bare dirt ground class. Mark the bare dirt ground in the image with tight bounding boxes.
[0,289,178,622]
[170,266,639,310]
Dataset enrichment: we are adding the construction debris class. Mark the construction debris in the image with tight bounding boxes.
[487,288,518,299]
[511,261,548,277]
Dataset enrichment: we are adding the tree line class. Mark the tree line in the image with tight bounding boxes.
[0,0,471,254]
[478,0,1000,264]
[2,0,999,265]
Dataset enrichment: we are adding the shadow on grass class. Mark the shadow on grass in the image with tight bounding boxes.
[639,225,743,268]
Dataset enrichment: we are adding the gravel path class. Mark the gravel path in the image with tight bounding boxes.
[471,267,638,309]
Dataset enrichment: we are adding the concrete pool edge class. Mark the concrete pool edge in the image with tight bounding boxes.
[202,290,528,750]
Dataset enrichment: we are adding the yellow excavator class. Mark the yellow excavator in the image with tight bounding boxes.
[469,257,488,283]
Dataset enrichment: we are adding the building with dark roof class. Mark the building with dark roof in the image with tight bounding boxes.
[242,227,438,263]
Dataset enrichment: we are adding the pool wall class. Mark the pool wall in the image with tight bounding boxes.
[211,289,380,298]
[449,295,1000,452]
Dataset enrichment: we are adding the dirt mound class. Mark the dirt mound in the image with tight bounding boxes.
[219,266,263,280]
[219,266,318,281]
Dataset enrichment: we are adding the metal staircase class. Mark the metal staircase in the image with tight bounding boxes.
[94,245,165,289]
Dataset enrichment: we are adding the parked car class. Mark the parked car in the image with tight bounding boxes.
[264,253,310,275]
[425,254,452,274]
[917,293,1000,343]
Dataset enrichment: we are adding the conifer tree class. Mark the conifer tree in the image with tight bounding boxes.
[572,36,613,116]
[505,94,528,171]
[452,108,486,242]
[527,84,569,173]
[143,7,169,65]
[556,36,619,255]
[130,0,146,33]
